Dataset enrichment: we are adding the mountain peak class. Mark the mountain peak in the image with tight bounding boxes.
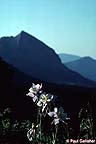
[20,30,26,33]
[15,31,44,45]
[20,30,30,36]
[82,56,95,61]
[17,30,32,38]
[65,56,96,81]
[15,31,33,45]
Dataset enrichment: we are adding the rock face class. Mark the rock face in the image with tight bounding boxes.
[65,57,96,81]
[0,31,96,87]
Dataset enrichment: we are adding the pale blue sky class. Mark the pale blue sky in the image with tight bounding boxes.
[0,0,96,58]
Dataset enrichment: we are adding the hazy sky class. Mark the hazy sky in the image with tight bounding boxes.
[0,0,96,58]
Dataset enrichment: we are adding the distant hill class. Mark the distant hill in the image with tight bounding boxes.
[59,53,81,63]
[65,56,96,81]
[0,31,96,87]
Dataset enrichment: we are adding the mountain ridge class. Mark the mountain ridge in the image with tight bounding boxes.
[65,56,96,81]
[59,53,81,63]
[0,31,96,87]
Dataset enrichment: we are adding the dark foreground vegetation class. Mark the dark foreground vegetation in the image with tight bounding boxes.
[0,84,96,144]
[0,58,96,143]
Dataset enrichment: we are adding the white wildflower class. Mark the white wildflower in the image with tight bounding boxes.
[37,93,53,112]
[26,83,42,102]
[32,83,42,94]
[48,107,69,125]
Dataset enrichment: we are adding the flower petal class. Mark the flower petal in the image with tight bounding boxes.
[26,92,34,98]
[29,87,34,93]
[42,103,47,112]
[54,118,59,125]
[37,100,42,107]
[33,96,38,102]
[54,107,58,113]
[35,84,42,90]
[48,111,55,117]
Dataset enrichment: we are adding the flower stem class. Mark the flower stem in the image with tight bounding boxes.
[52,125,58,144]
[37,107,42,144]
